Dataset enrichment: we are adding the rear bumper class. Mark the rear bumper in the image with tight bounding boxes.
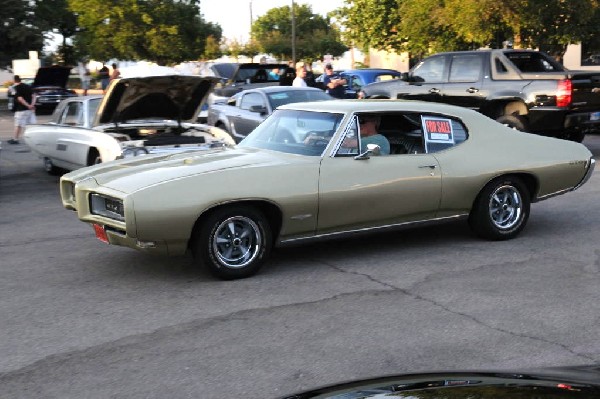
[528,108,600,135]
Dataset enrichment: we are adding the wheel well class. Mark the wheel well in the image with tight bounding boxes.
[87,147,100,166]
[475,173,538,206]
[483,101,528,119]
[188,200,283,248]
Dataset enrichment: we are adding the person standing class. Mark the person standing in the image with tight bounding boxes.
[98,64,110,93]
[323,63,347,98]
[110,63,121,81]
[292,64,307,87]
[9,75,36,145]
[81,68,91,96]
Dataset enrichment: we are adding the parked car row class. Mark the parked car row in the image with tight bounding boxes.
[23,75,234,174]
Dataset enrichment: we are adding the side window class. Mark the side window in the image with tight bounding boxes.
[449,55,482,82]
[239,92,265,111]
[59,102,82,126]
[421,115,468,153]
[351,75,364,91]
[375,113,468,155]
[336,116,359,156]
[494,57,509,73]
[411,56,447,83]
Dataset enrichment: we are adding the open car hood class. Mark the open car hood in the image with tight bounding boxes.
[32,65,71,88]
[95,75,219,125]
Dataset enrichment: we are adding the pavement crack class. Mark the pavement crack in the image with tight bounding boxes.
[317,258,597,363]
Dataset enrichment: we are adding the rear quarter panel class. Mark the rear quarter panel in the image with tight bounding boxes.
[434,115,592,215]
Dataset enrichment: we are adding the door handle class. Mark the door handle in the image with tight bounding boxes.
[466,87,479,93]
[429,88,441,94]
[419,164,437,169]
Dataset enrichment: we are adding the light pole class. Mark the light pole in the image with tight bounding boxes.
[291,0,296,65]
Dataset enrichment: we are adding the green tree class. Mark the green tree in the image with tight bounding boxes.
[68,0,222,65]
[334,0,600,61]
[252,3,346,62]
[519,0,600,60]
[0,0,44,69]
[202,35,221,60]
[334,0,403,53]
[35,0,79,65]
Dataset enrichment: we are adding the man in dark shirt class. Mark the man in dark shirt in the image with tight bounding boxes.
[322,63,347,98]
[9,75,36,144]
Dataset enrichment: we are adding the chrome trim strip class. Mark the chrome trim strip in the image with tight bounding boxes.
[574,157,595,190]
[278,214,468,246]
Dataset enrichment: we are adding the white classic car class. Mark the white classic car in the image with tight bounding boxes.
[24,75,235,174]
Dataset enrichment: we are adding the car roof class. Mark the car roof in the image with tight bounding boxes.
[244,86,326,94]
[342,69,401,74]
[278,99,478,117]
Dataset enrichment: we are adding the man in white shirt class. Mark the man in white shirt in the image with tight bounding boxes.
[292,65,307,87]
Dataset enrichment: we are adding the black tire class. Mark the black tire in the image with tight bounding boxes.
[43,157,61,176]
[495,115,528,131]
[469,176,530,240]
[563,130,585,143]
[192,206,272,280]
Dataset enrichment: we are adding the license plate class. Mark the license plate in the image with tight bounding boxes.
[591,111,600,121]
[93,224,109,243]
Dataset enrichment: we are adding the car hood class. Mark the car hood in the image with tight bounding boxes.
[32,65,72,88]
[95,75,219,125]
[70,147,299,193]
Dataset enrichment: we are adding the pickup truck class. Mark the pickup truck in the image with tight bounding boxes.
[359,49,600,142]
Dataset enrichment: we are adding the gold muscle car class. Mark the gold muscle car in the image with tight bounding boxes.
[59,100,595,280]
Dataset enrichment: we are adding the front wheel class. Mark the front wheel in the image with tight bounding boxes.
[192,206,272,280]
[469,177,530,240]
[43,157,61,176]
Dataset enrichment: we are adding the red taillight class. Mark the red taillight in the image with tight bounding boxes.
[556,79,572,107]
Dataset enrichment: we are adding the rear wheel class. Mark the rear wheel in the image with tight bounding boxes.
[192,206,272,280]
[469,176,530,240]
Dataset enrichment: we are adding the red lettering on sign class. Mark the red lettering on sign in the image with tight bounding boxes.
[425,119,451,134]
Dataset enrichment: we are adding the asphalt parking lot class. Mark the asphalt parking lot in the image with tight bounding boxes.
[1,108,599,398]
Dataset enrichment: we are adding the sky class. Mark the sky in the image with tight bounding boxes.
[200,0,345,43]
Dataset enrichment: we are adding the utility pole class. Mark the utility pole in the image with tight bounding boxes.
[291,0,296,65]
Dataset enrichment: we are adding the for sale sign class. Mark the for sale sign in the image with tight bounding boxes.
[422,117,454,143]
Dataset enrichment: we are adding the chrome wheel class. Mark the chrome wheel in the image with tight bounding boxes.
[489,185,522,230]
[194,206,272,279]
[212,216,263,269]
[469,177,530,241]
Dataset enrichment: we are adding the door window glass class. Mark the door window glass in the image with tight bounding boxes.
[240,92,265,110]
[449,55,482,82]
[411,56,447,83]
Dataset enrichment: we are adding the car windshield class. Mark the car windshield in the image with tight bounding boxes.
[238,109,343,156]
[267,90,332,109]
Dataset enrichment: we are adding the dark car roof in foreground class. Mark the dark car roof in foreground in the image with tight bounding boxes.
[280,365,600,398]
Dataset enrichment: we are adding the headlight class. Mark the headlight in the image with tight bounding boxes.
[120,147,149,158]
[90,194,124,221]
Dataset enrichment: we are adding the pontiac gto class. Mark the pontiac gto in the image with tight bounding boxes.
[59,100,594,280]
